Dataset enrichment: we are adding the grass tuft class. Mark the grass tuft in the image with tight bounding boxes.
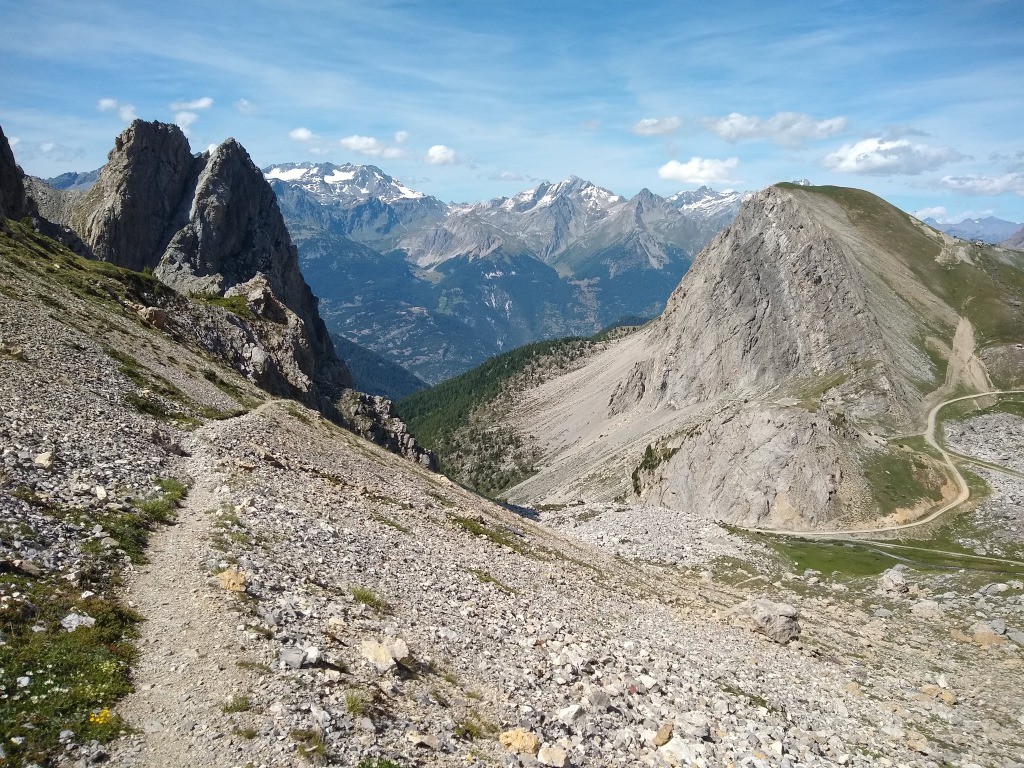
[350,586,389,613]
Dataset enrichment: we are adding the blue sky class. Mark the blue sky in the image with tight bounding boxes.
[2,0,1023,223]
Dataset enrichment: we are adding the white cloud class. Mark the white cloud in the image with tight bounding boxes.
[289,127,315,142]
[935,173,1024,196]
[97,98,136,122]
[8,136,20,148]
[492,170,526,181]
[394,130,410,144]
[234,98,255,115]
[340,134,407,160]
[341,134,384,153]
[309,147,332,156]
[658,156,739,185]
[823,137,963,175]
[632,116,682,136]
[424,144,458,165]
[40,141,56,153]
[703,111,846,147]
[174,111,199,131]
[170,96,213,111]
[912,206,948,221]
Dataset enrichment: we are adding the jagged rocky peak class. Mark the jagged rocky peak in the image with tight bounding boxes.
[58,120,354,407]
[72,120,195,272]
[0,125,31,221]
[619,185,921,424]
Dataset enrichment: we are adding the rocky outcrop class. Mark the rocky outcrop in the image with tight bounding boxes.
[633,405,857,529]
[0,125,30,221]
[57,120,352,412]
[71,120,195,272]
[337,390,438,469]
[1002,225,1024,250]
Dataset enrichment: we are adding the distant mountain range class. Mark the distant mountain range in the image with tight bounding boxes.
[264,162,747,382]
[922,215,1022,244]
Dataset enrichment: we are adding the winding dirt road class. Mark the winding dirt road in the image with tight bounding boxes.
[748,390,1024,538]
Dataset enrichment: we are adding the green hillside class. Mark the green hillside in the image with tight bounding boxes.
[398,323,640,495]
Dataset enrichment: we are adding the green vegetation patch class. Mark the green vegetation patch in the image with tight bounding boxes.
[194,292,253,319]
[862,448,947,516]
[468,568,515,594]
[779,184,1024,346]
[452,515,528,554]
[0,577,140,764]
[0,218,169,309]
[350,586,390,613]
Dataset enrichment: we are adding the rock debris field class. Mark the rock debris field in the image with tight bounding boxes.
[2,254,1024,767]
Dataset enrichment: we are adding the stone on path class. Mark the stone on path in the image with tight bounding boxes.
[499,728,541,755]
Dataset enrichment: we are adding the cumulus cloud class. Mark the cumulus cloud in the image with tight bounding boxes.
[632,116,682,136]
[234,98,256,115]
[174,111,199,131]
[170,96,213,111]
[703,111,846,147]
[341,135,384,153]
[657,156,739,185]
[935,173,1024,196]
[97,97,137,122]
[338,134,407,159]
[823,137,964,175]
[424,144,458,165]
[394,130,410,144]
[289,127,315,142]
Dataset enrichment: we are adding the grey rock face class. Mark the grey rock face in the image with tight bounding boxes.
[72,120,196,272]
[620,187,919,422]
[636,405,852,529]
[336,390,437,469]
[62,120,352,410]
[1002,224,1024,250]
[0,125,30,221]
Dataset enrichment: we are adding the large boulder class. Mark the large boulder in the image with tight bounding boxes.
[743,597,801,643]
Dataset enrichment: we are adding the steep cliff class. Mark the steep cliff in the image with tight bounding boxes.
[0,125,30,221]
[54,121,351,411]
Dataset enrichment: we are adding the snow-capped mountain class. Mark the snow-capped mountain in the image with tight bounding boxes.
[464,176,626,260]
[267,163,746,382]
[264,162,431,205]
[263,162,448,242]
[667,186,747,225]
